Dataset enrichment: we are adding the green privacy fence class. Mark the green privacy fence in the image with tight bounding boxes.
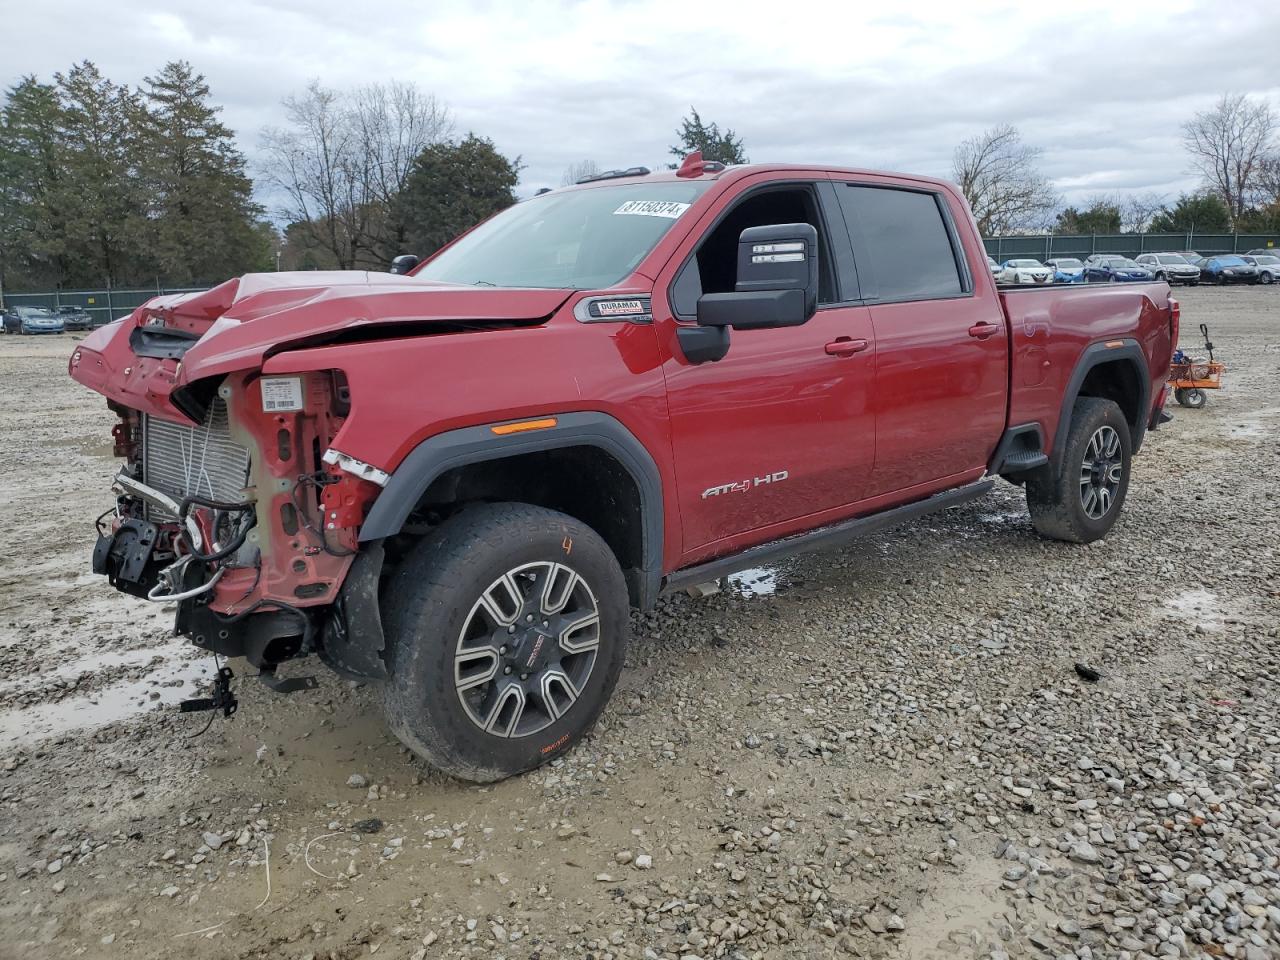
[983,233,1280,261]
[0,286,205,324]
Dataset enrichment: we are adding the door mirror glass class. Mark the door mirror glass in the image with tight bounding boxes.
[389,254,420,275]
[695,223,819,330]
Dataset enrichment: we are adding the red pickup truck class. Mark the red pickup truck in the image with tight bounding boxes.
[70,154,1176,781]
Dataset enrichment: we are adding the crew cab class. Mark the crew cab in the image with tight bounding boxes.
[70,154,1176,781]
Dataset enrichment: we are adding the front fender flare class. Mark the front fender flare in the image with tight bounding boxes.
[358,412,664,609]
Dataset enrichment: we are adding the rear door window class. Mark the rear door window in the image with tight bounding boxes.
[834,185,966,302]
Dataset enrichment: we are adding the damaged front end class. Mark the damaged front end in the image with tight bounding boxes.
[74,316,387,686]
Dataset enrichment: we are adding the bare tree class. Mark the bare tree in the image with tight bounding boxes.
[261,80,452,270]
[1123,192,1168,233]
[561,159,600,186]
[1182,93,1277,226]
[951,125,1058,235]
[1256,152,1280,209]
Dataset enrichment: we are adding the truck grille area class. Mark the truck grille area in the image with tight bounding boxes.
[141,398,252,520]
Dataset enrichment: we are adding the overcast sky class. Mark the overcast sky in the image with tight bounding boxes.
[6,0,1280,214]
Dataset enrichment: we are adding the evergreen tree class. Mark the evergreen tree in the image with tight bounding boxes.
[1149,193,1232,233]
[1054,200,1122,235]
[53,61,147,286]
[139,61,267,284]
[396,134,520,256]
[0,78,68,289]
[669,108,747,166]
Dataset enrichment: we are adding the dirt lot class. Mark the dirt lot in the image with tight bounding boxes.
[1,286,1277,960]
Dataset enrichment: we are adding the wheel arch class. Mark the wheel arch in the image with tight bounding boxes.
[359,412,664,609]
[1053,341,1150,465]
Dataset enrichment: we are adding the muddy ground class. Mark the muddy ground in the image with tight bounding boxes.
[0,286,1277,960]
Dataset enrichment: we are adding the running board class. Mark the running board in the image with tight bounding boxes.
[661,480,994,594]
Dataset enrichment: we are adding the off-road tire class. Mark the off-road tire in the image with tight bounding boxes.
[1026,397,1132,544]
[382,502,629,782]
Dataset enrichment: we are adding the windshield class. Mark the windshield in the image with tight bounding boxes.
[1216,256,1246,266]
[15,307,53,318]
[1054,259,1083,268]
[1106,259,1140,268]
[414,181,712,289]
[1008,260,1043,267]
[1157,255,1188,264]
[1253,255,1279,265]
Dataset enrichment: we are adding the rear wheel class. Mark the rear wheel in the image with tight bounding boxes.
[1182,387,1207,409]
[382,502,629,782]
[1027,397,1132,544]
[1261,271,1274,285]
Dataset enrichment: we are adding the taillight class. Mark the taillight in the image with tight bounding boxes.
[1169,297,1180,347]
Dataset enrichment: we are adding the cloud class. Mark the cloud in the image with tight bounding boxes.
[4,0,1279,211]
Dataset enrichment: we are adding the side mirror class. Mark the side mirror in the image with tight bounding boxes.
[389,254,420,275]
[695,223,819,330]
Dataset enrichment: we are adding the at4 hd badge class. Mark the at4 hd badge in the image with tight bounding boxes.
[701,470,789,499]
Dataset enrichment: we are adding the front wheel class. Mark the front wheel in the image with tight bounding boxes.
[1261,272,1274,285]
[382,502,629,782]
[1026,397,1132,544]
[1182,387,1207,409]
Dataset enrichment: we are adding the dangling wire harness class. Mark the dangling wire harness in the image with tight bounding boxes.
[145,495,257,603]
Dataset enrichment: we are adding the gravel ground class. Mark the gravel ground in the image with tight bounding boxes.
[0,285,1277,960]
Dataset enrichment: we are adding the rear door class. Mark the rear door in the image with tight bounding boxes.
[655,176,877,560]
[830,181,1008,495]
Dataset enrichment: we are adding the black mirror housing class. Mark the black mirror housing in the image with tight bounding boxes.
[389,254,420,275]
[697,289,808,329]
[694,223,819,331]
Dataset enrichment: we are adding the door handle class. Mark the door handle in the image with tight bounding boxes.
[968,322,1001,340]
[825,337,869,357]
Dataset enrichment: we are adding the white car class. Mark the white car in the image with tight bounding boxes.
[997,258,1052,284]
[1134,253,1200,286]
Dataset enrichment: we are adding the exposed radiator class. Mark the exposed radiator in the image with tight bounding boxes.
[141,399,252,520]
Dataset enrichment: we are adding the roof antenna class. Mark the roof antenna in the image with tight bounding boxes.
[676,151,727,178]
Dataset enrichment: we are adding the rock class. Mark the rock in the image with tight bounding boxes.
[202,832,223,851]
[556,824,578,840]
[52,879,66,894]
[352,818,383,834]
[1069,841,1101,864]
[47,859,62,874]
[347,774,368,789]
[160,885,179,898]
[615,850,634,864]
[101,934,115,946]
[635,854,653,869]
[886,914,905,932]
[1186,873,1213,890]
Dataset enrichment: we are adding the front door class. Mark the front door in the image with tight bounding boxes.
[654,178,877,561]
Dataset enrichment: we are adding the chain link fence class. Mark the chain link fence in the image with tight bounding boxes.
[983,233,1280,261]
[0,286,206,325]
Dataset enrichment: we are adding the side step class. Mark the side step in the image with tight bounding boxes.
[999,449,1048,471]
[662,480,994,595]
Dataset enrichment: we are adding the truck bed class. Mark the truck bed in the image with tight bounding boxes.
[998,282,1175,458]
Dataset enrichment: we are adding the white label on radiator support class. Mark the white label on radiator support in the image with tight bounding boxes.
[260,377,304,412]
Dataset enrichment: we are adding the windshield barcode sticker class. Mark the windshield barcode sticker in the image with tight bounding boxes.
[261,377,304,412]
[613,200,691,219]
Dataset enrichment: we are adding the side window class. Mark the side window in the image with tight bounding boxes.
[836,185,964,302]
[671,185,836,317]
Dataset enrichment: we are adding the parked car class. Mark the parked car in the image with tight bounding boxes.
[997,258,1052,284]
[1082,256,1154,283]
[986,255,1000,275]
[1240,255,1278,284]
[1134,253,1200,285]
[1176,251,1202,261]
[72,158,1176,782]
[1199,255,1259,285]
[55,305,94,331]
[6,306,64,334]
[1045,258,1085,283]
[1244,248,1277,256]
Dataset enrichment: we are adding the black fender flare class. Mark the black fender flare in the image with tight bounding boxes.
[359,412,664,609]
[1053,339,1150,465]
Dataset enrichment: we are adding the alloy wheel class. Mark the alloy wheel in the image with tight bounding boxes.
[454,561,600,738]
[1079,425,1123,520]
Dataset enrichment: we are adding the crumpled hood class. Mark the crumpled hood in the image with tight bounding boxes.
[69,270,574,420]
